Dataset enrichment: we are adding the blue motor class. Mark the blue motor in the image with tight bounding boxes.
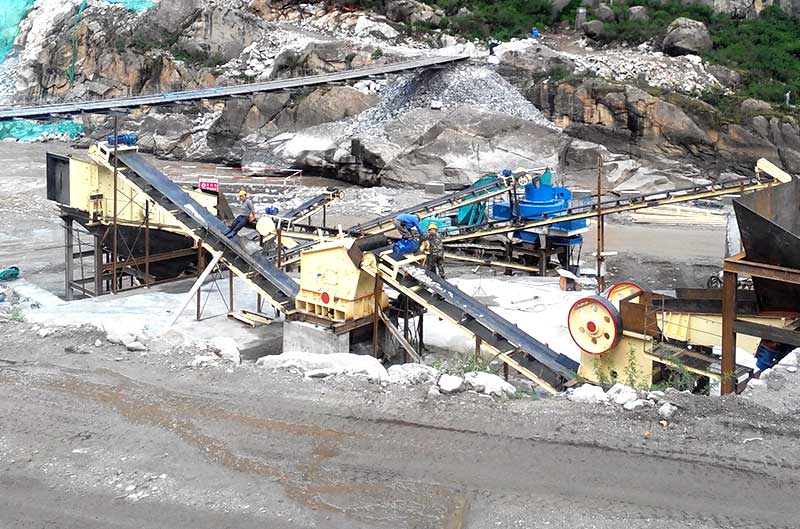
[264,206,279,215]
[391,238,420,259]
[107,133,138,146]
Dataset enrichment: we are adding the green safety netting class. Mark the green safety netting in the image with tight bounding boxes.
[0,120,83,141]
[456,174,498,226]
[0,0,35,61]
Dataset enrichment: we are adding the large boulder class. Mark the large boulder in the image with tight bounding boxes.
[385,0,443,25]
[582,20,606,39]
[594,3,616,22]
[495,41,576,80]
[740,98,772,115]
[276,86,377,130]
[707,64,742,88]
[379,106,567,188]
[660,18,712,56]
[628,6,648,21]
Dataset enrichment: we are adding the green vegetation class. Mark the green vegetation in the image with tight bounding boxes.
[594,3,800,105]
[599,0,714,44]
[437,0,555,41]
[707,7,800,104]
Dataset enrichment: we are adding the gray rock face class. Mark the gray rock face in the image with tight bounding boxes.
[528,78,800,175]
[594,3,616,22]
[660,18,712,56]
[497,43,576,81]
[707,64,741,88]
[379,106,567,188]
[582,19,606,39]
[175,5,267,64]
[741,98,772,115]
[628,6,648,21]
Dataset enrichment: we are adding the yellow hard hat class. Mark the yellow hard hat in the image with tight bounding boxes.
[428,223,438,231]
[238,189,247,197]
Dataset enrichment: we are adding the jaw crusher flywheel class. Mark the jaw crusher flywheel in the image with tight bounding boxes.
[605,281,644,309]
[567,295,623,355]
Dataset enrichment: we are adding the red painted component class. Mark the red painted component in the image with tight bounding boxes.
[587,321,597,333]
[321,292,330,304]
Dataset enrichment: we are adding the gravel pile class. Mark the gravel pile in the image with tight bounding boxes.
[347,64,556,139]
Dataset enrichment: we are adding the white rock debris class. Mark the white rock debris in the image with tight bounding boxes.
[568,384,609,404]
[607,383,639,406]
[208,337,241,365]
[464,371,516,398]
[658,402,678,420]
[256,351,389,383]
[437,374,464,393]
[495,39,723,96]
[387,363,439,385]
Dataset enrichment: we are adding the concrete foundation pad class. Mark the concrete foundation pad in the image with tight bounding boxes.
[282,320,350,355]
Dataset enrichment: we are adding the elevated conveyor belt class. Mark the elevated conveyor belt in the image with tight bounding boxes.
[445,175,783,243]
[366,253,579,393]
[108,147,299,312]
[0,55,469,121]
[348,174,521,235]
[277,189,343,225]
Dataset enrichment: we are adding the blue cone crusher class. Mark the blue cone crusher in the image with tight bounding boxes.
[491,169,589,271]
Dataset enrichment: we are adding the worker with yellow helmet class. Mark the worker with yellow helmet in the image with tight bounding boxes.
[421,221,445,277]
[222,189,256,240]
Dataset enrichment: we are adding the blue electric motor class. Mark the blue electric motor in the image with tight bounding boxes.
[107,133,138,146]
[391,238,420,259]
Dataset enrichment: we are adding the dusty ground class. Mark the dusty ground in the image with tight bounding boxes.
[2,319,800,529]
[0,141,776,529]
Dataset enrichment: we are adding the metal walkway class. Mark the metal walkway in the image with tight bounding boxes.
[368,253,579,393]
[0,55,469,121]
[111,147,299,312]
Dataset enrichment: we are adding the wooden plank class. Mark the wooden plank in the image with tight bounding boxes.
[227,312,257,328]
[379,310,422,363]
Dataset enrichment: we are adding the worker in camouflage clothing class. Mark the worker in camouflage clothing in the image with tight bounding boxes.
[421,223,445,278]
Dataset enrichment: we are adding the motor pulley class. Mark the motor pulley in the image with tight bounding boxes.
[567,295,622,355]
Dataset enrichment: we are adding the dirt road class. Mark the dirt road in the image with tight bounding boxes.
[2,321,799,529]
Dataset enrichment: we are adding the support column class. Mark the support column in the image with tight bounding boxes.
[417,309,424,356]
[228,267,234,312]
[196,247,205,321]
[721,270,737,394]
[94,231,103,297]
[372,273,381,358]
[64,217,74,301]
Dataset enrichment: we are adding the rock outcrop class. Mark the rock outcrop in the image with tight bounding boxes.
[660,18,712,56]
[379,106,567,188]
[527,78,800,174]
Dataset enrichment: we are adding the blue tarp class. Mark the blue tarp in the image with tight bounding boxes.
[0,120,83,141]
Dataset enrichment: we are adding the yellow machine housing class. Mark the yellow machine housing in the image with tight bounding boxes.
[60,143,218,234]
[296,237,388,322]
[572,285,797,390]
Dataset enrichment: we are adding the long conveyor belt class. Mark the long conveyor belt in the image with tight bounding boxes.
[367,254,579,393]
[111,149,299,312]
[0,55,469,121]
